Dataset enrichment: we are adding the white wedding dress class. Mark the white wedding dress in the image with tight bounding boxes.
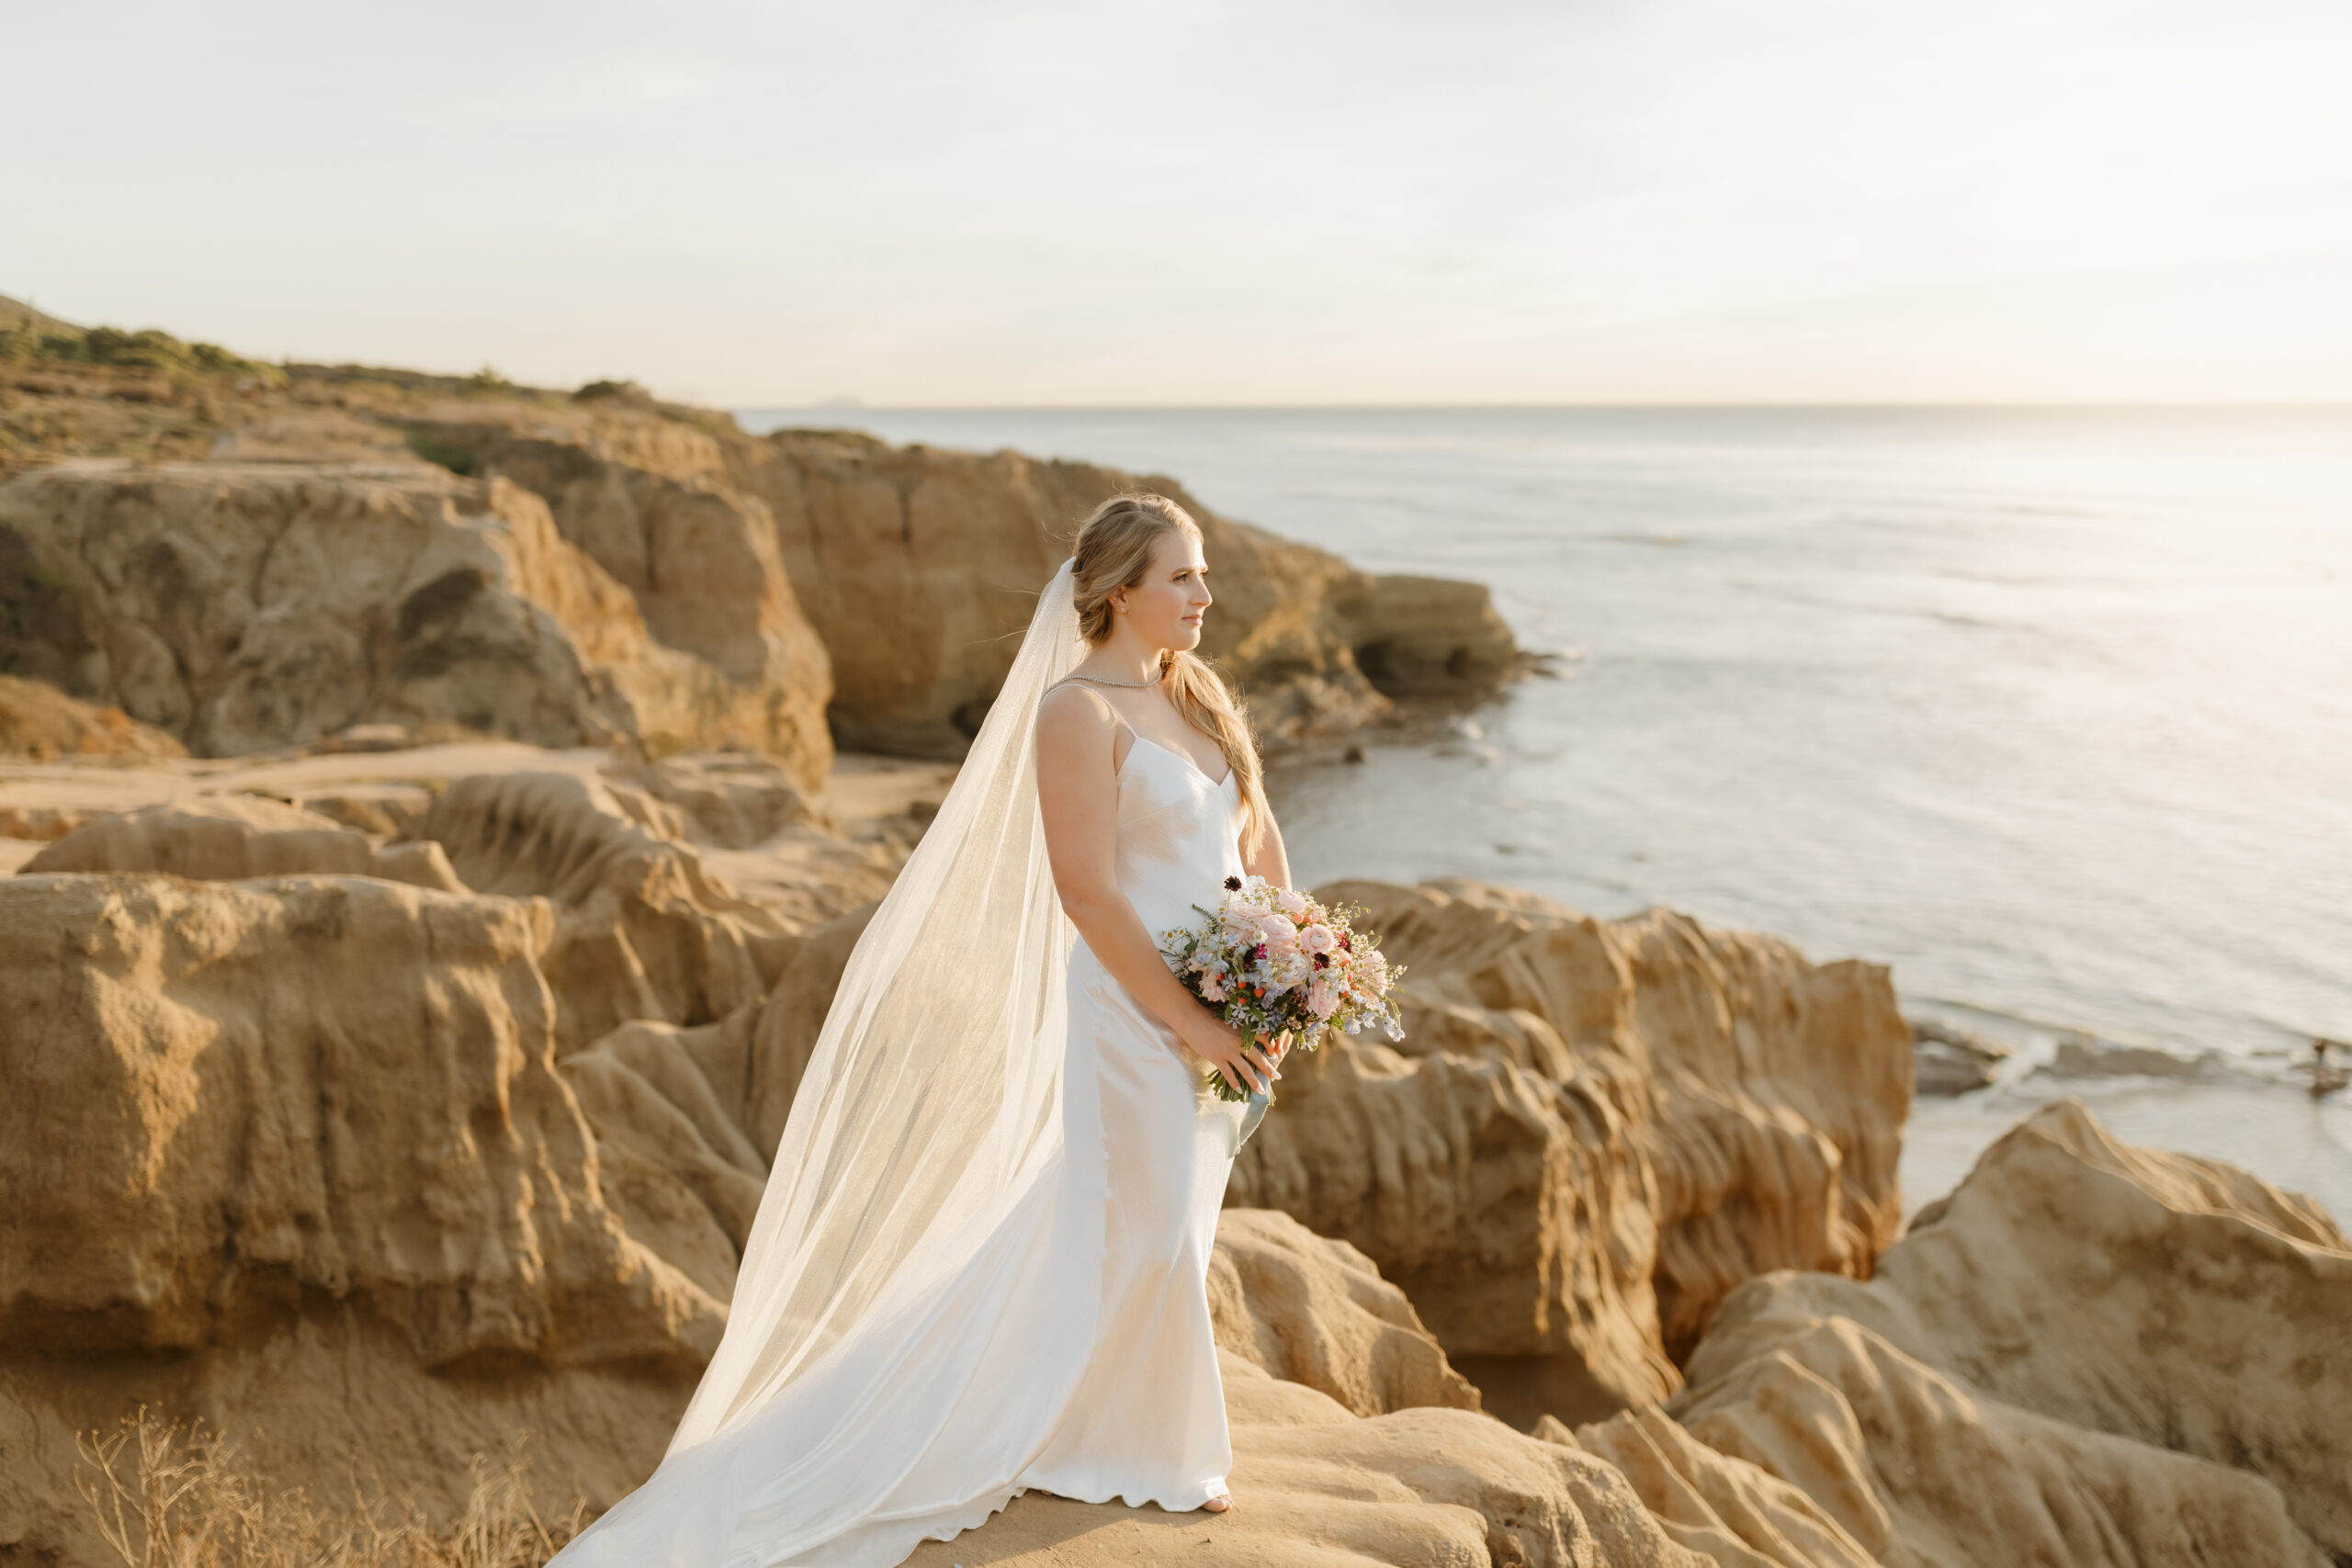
[551,566,1250,1568]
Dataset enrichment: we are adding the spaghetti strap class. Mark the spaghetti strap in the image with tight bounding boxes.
[1046,676,1138,740]
[1045,675,1139,768]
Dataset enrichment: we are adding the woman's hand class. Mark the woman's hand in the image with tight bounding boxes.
[1184,1015,1283,1097]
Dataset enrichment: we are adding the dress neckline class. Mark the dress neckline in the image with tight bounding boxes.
[1120,731,1235,790]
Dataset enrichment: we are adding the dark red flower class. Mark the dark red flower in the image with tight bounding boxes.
[1224,875,1243,891]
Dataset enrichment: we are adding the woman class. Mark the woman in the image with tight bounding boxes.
[551,493,1289,1567]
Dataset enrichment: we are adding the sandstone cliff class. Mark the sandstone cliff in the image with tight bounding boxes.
[442,418,1519,758]
[0,463,838,786]
[0,753,1904,1566]
[1660,1099,2352,1564]
[1229,877,1912,1427]
[721,430,1518,755]
[0,745,922,1565]
[0,869,717,1564]
[6,330,1522,780]
[23,793,463,889]
[0,823,1545,1563]
[5,749,2341,1568]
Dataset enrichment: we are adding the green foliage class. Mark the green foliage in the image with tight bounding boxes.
[0,519,94,680]
[401,425,479,475]
[572,377,741,435]
[2,321,280,385]
[571,378,651,405]
[285,361,560,405]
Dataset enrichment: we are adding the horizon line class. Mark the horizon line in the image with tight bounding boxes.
[731,398,2352,414]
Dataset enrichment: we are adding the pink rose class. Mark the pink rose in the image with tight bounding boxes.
[1273,887,1310,919]
[1306,976,1340,1018]
[1200,971,1228,1001]
[1299,923,1337,955]
[1253,912,1298,954]
[1359,951,1389,996]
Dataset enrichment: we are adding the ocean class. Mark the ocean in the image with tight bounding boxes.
[741,405,2352,1222]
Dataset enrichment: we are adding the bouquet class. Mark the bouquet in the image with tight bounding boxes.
[1159,874,1405,1105]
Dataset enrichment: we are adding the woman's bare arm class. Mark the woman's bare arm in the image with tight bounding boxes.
[1035,685,1276,1096]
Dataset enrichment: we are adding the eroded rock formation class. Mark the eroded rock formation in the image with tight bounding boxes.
[727,431,1519,755]
[4,761,2340,1568]
[0,871,718,1366]
[6,308,1522,786]
[458,421,1521,758]
[0,849,1534,1564]
[1206,1207,1483,1418]
[25,794,463,890]
[0,869,718,1563]
[416,771,798,1052]
[1663,1313,2324,1568]
[0,463,837,785]
[466,436,834,773]
[0,741,929,1565]
[1670,1099,2352,1564]
[1229,877,1912,1426]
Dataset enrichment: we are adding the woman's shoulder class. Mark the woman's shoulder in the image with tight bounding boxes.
[1036,679,1120,738]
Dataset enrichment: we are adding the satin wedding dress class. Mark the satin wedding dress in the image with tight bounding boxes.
[551,562,1250,1568]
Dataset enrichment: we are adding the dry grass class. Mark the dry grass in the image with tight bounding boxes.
[74,1409,587,1568]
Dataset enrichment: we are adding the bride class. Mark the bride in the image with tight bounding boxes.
[551,493,1294,1567]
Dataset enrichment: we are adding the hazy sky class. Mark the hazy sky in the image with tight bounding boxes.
[8,0,2348,404]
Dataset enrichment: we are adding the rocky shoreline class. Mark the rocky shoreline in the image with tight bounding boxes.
[3,312,2346,1567]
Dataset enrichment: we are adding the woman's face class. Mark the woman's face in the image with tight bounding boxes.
[1111,529,1213,651]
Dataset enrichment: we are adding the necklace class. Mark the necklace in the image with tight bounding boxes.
[1066,671,1162,689]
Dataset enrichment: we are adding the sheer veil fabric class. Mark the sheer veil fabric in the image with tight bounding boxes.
[552,560,1099,1568]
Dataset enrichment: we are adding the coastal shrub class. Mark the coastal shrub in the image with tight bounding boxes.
[74,1408,584,1568]
[0,520,96,682]
[287,363,560,404]
[401,426,479,476]
[571,378,651,405]
[9,321,281,385]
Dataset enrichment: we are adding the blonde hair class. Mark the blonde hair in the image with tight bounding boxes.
[1070,493,1271,855]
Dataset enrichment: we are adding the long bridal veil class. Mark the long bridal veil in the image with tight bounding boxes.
[667,558,1087,1455]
